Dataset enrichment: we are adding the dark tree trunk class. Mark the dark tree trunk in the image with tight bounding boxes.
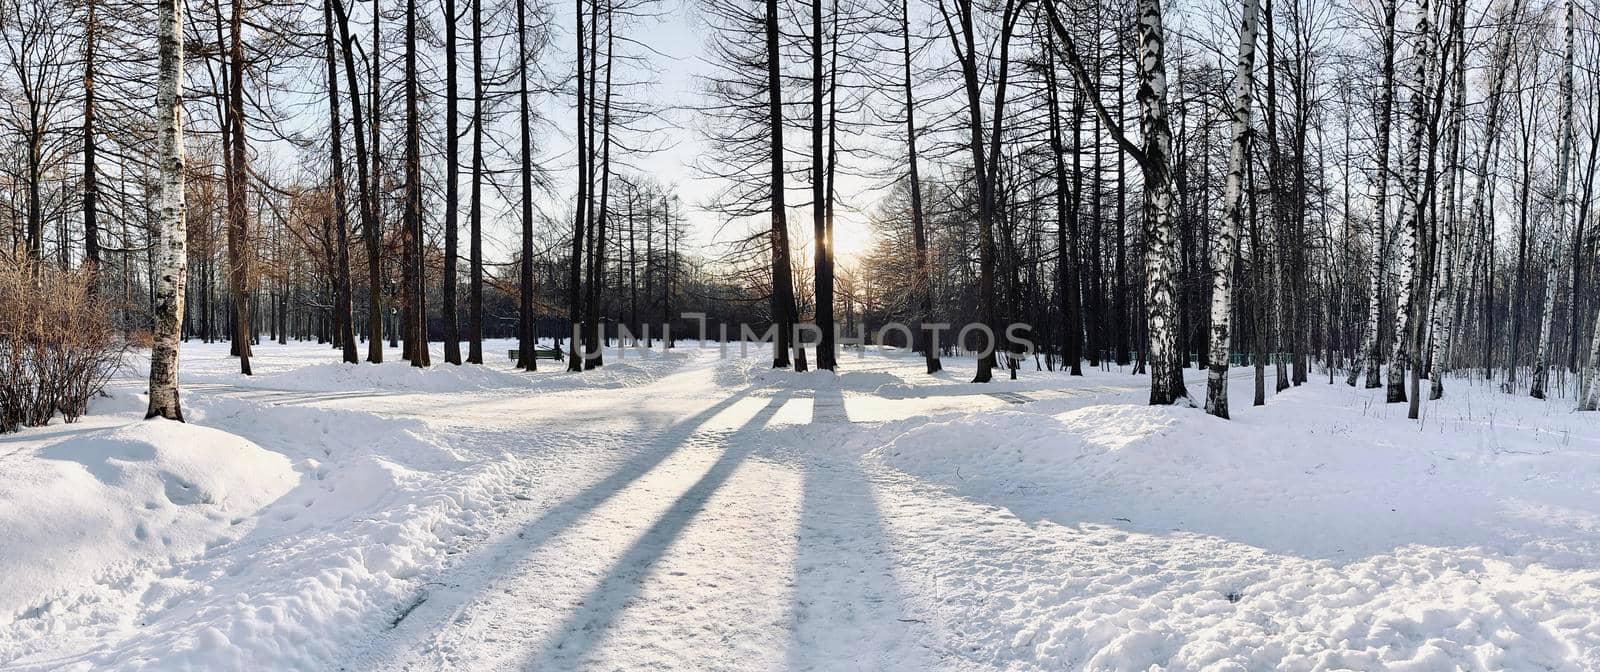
[468,0,485,364]
[901,0,940,374]
[227,0,252,375]
[324,0,358,363]
[567,0,589,372]
[404,0,427,367]
[766,0,798,369]
[83,0,100,283]
[443,0,462,364]
[516,0,538,371]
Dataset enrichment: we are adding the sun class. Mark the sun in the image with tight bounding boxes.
[828,215,874,264]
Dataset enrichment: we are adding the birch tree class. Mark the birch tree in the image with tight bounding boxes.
[1462,0,1520,382]
[1530,0,1574,400]
[1425,0,1466,401]
[1204,0,1260,419]
[146,0,188,421]
[1386,0,1432,409]
[1348,0,1397,389]
[1046,0,1188,404]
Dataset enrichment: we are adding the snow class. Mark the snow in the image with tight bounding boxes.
[0,415,295,623]
[2,339,1599,670]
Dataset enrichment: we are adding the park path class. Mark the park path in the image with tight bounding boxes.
[337,353,1143,671]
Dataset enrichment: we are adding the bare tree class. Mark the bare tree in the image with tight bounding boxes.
[1204,0,1260,419]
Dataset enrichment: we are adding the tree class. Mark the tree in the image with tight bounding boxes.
[567,0,589,372]
[402,0,428,368]
[1347,0,1396,389]
[516,0,538,372]
[1046,0,1188,404]
[147,0,188,421]
[1204,0,1260,419]
[443,0,463,365]
[468,0,487,364]
[82,0,100,281]
[1531,0,1574,400]
[900,0,941,374]
[1426,0,1466,400]
[324,0,358,364]
[1386,0,1432,410]
[766,0,802,369]
[222,0,252,375]
[939,0,1021,384]
[810,0,836,371]
[331,0,384,364]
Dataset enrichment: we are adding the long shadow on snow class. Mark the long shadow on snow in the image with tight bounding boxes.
[784,385,931,670]
[515,390,794,671]
[343,385,763,668]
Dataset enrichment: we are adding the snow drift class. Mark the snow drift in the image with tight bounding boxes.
[0,419,296,621]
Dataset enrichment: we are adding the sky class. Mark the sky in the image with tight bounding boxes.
[520,0,892,266]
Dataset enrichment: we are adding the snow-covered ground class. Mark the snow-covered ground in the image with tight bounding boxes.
[2,339,1599,670]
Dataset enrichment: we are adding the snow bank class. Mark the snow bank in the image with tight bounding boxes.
[0,419,296,621]
[869,378,1600,669]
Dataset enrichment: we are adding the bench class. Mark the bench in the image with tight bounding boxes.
[508,348,565,361]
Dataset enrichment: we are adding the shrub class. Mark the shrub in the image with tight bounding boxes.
[0,259,127,433]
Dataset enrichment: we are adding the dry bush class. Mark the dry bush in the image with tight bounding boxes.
[0,259,128,432]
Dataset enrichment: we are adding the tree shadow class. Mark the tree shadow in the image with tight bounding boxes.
[784,396,930,670]
[812,384,849,424]
[345,387,764,667]
[514,390,795,670]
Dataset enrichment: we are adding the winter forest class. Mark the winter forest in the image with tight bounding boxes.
[5,0,1600,665]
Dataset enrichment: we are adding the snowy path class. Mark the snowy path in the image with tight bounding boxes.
[341,354,1126,671]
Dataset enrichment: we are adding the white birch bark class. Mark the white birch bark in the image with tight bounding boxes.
[1349,0,1398,389]
[145,0,187,421]
[1205,0,1260,419]
[1426,0,1466,400]
[1386,0,1432,404]
[1458,0,1519,380]
[1136,0,1188,404]
[1531,0,1574,400]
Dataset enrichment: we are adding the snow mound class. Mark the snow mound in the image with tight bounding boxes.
[868,387,1600,669]
[0,420,297,621]
[245,359,537,393]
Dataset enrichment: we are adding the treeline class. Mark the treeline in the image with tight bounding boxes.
[4,0,1600,422]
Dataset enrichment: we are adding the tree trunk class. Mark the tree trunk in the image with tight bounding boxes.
[1204,0,1259,419]
[516,0,538,372]
[1531,0,1574,400]
[404,0,427,367]
[766,0,798,369]
[83,0,100,284]
[1350,0,1397,389]
[901,0,940,374]
[442,0,462,365]
[1043,26,1079,376]
[147,0,188,421]
[227,0,252,375]
[567,0,589,372]
[584,7,615,369]
[1465,0,1518,383]
[1387,0,1432,406]
[1427,0,1466,400]
[468,0,485,364]
[324,0,358,364]
[331,0,382,363]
